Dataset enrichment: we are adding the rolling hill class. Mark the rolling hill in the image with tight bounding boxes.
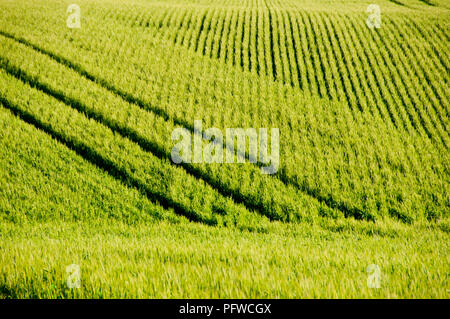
[0,0,448,298]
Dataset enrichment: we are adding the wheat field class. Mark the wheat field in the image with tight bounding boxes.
[0,0,448,298]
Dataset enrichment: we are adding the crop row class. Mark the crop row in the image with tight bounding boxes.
[0,35,344,223]
[0,0,447,222]
[113,1,449,150]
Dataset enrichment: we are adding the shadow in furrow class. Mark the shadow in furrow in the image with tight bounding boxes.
[0,94,210,225]
[276,167,374,221]
[387,0,407,7]
[0,30,374,221]
[417,0,435,6]
[0,31,193,129]
[0,58,285,222]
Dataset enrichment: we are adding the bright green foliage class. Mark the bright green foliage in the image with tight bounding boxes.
[0,0,448,298]
[0,219,448,298]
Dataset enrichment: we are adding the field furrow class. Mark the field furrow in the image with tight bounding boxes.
[0,0,448,299]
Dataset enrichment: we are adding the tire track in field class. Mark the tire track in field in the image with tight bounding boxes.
[101,3,446,220]
[387,0,407,7]
[115,4,447,134]
[0,95,208,225]
[0,30,375,221]
[275,167,373,221]
[417,0,435,6]
[0,57,285,222]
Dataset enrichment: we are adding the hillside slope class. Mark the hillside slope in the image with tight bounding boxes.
[0,0,448,298]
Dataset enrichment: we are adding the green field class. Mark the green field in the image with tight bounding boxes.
[0,0,448,298]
